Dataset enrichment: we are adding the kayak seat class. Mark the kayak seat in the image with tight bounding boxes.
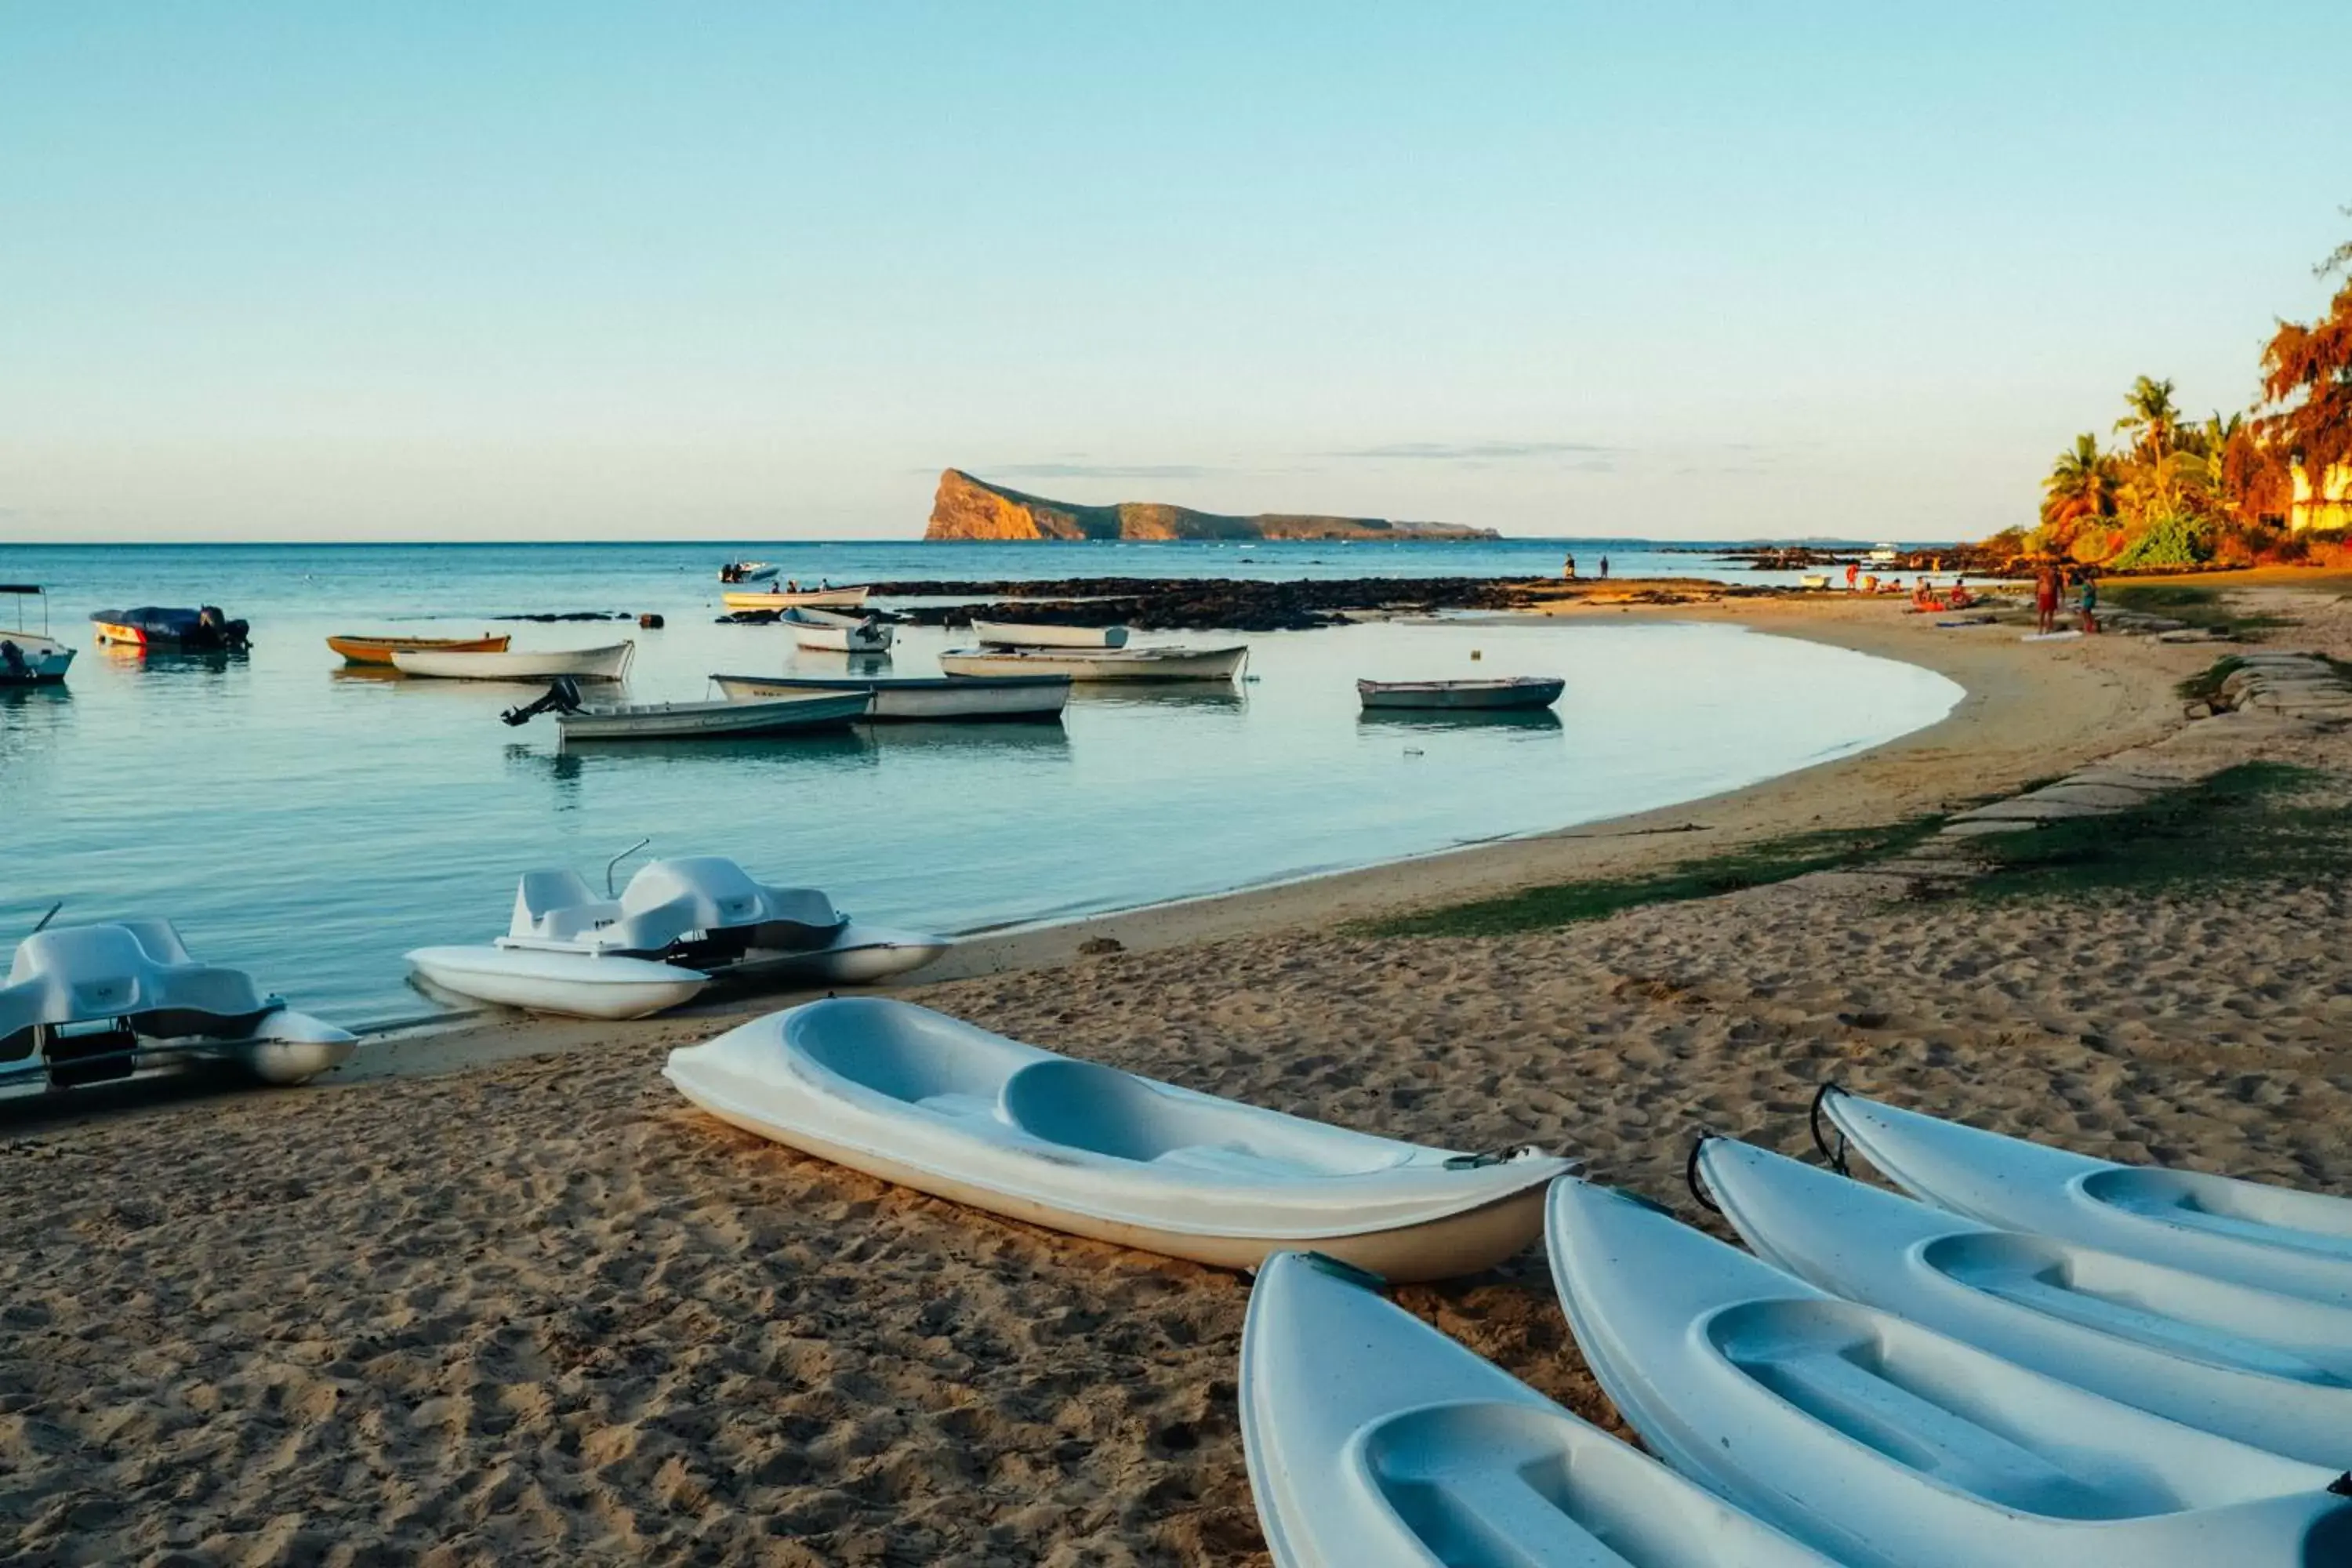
[793,1001,1022,1107]
[1356,1402,1639,1563]
[1709,1299,2183,1519]
[2082,1167,2352,1254]
[996,1057,1406,1177]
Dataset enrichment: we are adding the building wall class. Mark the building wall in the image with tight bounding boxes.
[2290,462,2352,532]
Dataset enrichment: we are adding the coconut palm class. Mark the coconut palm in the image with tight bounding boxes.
[2114,376,2180,462]
[2042,433,2121,529]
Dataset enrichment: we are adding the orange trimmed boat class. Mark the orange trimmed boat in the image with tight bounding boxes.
[327,633,511,667]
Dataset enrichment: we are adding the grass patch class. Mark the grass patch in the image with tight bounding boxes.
[2175,654,2245,702]
[2103,582,2291,640]
[1966,762,2352,899]
[1358,817,1946,938]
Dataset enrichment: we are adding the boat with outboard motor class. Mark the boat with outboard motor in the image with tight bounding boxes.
[1241,1249,1837,1568]
[388,642,635,681]
[779,606,893,653]
[938,644,1247,683]
[719,561,778,584]
[720,583,873,612]
[970,619,1130,649]
[710,671,1070,722]
[497,677,869,746]
[0,586,73,685]
[90,605,251,652]
[663,996,1575,1279]
[1545,1178,2352,1567]
[327,633,511,666]
[405,854,946,1018]
[0,918,354,1091]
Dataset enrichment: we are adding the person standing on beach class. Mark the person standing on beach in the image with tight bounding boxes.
[2078,571,2099,634]
[1599,554,1610,579]
[1563,553,1577,579]
[2035,566,2059,633]
[1846,561,1860,591]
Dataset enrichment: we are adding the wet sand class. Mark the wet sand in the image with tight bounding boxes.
[10,588,2350,1565]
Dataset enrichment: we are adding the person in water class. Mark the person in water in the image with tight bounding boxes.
[1563,554,1577,579]
[1598,555,1610,579]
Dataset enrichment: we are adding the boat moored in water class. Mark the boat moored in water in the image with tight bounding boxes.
[938,644,1247,683]
[0,919,354,1091]
[720,583,873,612]
[407,856,947,1018]
[387,642,635,681]
[517,687,871,746]
[970,619,1131,649]
[1356,676,1563,711]
[0,586,74,685]
[710,671,1070,722]
[90,606,251,652]
[664,996,1574,1279]
[779,606,893,653]
[327,633,512,666]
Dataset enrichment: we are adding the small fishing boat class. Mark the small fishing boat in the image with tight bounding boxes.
[1546,1178,2352,1567]
[938,644,1247,683]
[664,996,1573,1279]
[0,586,74,685]
[1356,676,1563,711]
[970,619,1131,649]
[407,855,946,1018]
[1817,1085,2352,1305]
[710,672,1071,722]
[1867,542,1900,564]
[720,584,873,612]
[544,691,869,746]
[1242,1250,1837,1568]
[1694,1135,2352,1467]
[719,561,779,584]
[326,633,511,666]
[388,642,635,681]
[1800,572,1832,590]
[89,606,251,652]
[0,919,354,1091]
[780,606,893,653]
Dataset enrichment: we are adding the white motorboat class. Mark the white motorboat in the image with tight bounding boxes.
[1242,1250,1838,1568]
[938,644,1247,683]
[721,584,873,612]
[1545,1178,2352,1568]
[389,642,635,681]
[0,920,354,1091]
[1817,1085,2352,1305]
[710,672,1071,722]
[0,586,74,684]
[1693,1135,2352,1466]
[719,561,778,584]
[970,619,1131,649]
[1356,677,1563,711]
[664,996,1574,1279]
[545,691,869,746]
[406,856,946,1019]
[779,606,893,653]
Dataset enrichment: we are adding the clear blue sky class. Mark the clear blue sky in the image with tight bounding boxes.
[2,2,2344,542]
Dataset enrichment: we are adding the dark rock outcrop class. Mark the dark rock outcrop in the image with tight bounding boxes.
[924,469,1497,543]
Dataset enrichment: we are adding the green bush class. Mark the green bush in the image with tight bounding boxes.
[2109,510,2215,568]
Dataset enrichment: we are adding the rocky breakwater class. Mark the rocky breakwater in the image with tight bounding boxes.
[924,468,1497,543]
[873,576,1555,633]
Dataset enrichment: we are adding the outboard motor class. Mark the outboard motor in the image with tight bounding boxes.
[196,606,252,650]
[500,676,586,728]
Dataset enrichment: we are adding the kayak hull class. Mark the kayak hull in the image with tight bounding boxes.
[405,946,710,1019]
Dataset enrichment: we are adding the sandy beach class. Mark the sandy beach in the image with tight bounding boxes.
[11,584,2352,1565]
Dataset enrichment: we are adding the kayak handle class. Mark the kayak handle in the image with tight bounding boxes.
[1684,1134,1722,1214]
[1443,1144,1544,1171]
[1809,1080,1851,1176]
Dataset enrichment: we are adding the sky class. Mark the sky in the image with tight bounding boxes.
[2,2,2346,543]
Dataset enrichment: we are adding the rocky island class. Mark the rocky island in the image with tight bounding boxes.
[924,467,1497,543]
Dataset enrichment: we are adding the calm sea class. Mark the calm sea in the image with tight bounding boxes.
[0,541,1959,1025]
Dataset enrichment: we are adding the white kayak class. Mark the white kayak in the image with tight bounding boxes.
[390,642,635,681]
[1545,1178,2352,1568]
[665,997,1574,1279]
[404,945,710,1020]
[1818,1086,2352,1306]
[1695,1135,2352,1467]
[1241,1249,1838,1568]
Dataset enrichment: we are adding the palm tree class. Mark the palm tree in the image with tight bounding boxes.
[2042,433,2121,528]
[2114,376,2180,462]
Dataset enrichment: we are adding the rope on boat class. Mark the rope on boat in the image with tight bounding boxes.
[1808,1080,1851,1175]
[1684,1134,1722,1214]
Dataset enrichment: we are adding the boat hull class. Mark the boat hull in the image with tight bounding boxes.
[0,633,73,684]
[938,645,1247,683]
[555,691,869,743]
[327,633,511,666]
[405,946,710,1019]
[721,586,873,612]
[971,619,1130,649]
[789,623,892,653]
[1356,677,1564,710]
[710,673,1070,721]
[390,643,635,681]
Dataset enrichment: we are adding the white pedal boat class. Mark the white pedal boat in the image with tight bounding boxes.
[664,997,1573,1279]
[1241,1249,1837,1568]
[390,641,635,681]
[1546,1179,2352,1568]
[937,643,1247,682]
[406,855,946,1019]
[970,619,1130,649]
[0,920,354,1090]
[1695,1135,2352,1467]
[1818,1086,2352,1305]
[779,606,893,653]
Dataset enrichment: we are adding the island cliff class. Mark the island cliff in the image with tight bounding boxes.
[924,469,1497,543]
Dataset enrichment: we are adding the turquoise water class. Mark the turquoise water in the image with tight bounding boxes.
[0,543,1960,1024]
